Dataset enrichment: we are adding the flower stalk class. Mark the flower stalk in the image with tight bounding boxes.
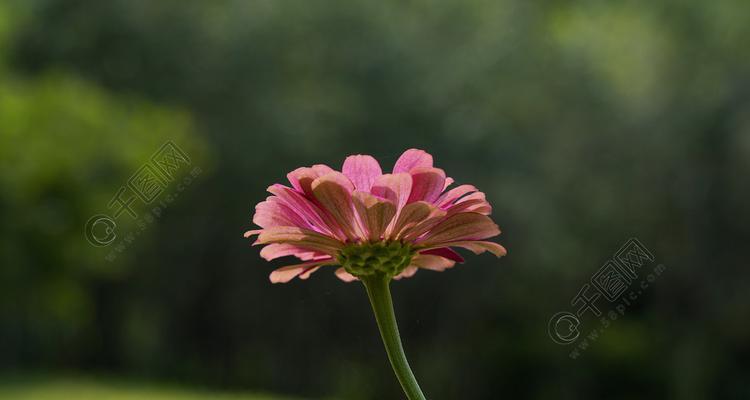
[361,274,427,400]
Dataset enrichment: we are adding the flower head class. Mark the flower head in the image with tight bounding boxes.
[245,149,506,283]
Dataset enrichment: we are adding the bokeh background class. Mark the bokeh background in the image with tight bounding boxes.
[1,0,749,399]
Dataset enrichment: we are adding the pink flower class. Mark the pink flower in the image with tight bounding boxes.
[245,149,506,283]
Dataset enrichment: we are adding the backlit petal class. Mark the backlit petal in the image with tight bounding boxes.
[391,201,445,240]
[243,229,262,238]
[312,172,363,241]
[445,197,492,216]
[393,148,433,173]
[287,164,335,196]
[419,247,465,263]
[410,254,456,271]
[443,177,455,190]
[343,155,382,192]
[267,184,339,237]
[417,212,500,245]
[436,184,478,208]
[269,259,333,283]
[371,173,412,212]
[423,241,507,257]
[407,167,446,204]
[352,191,397,241]
[253,196,310,229]
[393,265,418,279]
[335,267,359,282]
[256,226,343,255]
[298,266,322,280]
[259,243,323,261]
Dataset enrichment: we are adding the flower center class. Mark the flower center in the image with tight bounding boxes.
[338,241,415,278]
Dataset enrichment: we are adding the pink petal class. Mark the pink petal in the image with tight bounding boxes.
[342,155,382,192]
[371,173,412,212]
[393,149,433,173]
[260,243,322,261]
[396,201,449,242]
[390,201,445,240]
[311,172,364,241]
[419,247,465,263]
[267,184,339,237]
[298,266,322,280]
[410,254,456,271]
[352,191,397,241]
[417,212,500,246]
[469,204,492,215]
[243,229,262,238]
[449,192,492,215]
[313,171,355,193]
[286,164,335,196]
[407,167,446,204]
[269,259,333,283]
[445,197,492,216]
[436,184,478,208]
[335,267,359,282]
[443,177,455,190]
[393,265,418,280]
[456,191,485,203]
[423,241,507,257]
[253,196,310,229]
[256,226,343,255]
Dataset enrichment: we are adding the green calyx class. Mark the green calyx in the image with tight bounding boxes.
[338,241,415,279]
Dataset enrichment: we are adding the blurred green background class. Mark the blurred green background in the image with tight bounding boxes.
[1,0,749,399]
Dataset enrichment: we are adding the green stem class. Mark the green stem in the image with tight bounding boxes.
[361,274,427,400]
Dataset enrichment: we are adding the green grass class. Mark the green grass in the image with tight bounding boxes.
[0,376,302,400]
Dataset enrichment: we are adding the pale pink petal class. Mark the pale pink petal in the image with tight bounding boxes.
[267,184,340,237]
[423,241,507,257]
[352,191,397,241]
[269,265,308,283]
[455,191,486,205]
[417,212,500,246]
[371,173,412,210]
[436,184,478,208]
[342,155,382,192]
[460,193,492,214]
[393,265,418,280]
[311,172,364,241]
[468,203,492,215]
[419,247,465,263]
[389,201,435,239]
[286,164,335,196]
[407,167,446,204]
[443,177,454,190]
[335,267,359,282]
[410,254,456,271]
[260,243,322,261]
[445,197,492,216]
[393,149,433,173]
[269,259,333,283]
[449,192,492,215]
[253,196,310,229]
[243,229,262,238]
[390,201,446,240]
[256,226,343,255]
[298,266,322,280]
